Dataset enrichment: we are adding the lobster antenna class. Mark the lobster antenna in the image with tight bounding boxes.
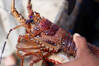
[0,25,23,64]
[0,29,13,64]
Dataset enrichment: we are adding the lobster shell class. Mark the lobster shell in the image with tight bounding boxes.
[17,18,99,64]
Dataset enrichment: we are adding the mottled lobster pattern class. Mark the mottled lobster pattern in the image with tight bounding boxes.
[1,0,99,66]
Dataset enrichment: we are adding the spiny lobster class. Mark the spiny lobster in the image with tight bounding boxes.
[0,0,99,66]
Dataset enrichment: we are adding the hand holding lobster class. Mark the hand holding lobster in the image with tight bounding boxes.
[55,33,99,66]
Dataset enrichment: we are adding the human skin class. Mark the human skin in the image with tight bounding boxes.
[55,33,99,66]
[3,54,16,66]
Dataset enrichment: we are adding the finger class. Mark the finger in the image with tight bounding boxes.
[73,33,88,50]
[73,33,89,57]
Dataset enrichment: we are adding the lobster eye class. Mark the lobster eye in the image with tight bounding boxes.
[26,19,34,24]
[29,16,33,19]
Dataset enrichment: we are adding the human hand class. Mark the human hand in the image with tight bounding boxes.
[55,33,99,66]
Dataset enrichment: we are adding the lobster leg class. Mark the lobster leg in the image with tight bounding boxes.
[17,50,43,66]
[21,56,24,66]
[11,0,26,24]
[30,55,42,66]
[6,25,24,39]
[16,50,24,66]
[43,52,52,66]
[34,37,60,52]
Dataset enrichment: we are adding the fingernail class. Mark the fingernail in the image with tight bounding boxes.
[74,33,81,37]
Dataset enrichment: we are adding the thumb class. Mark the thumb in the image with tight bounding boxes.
[73,33,89,57]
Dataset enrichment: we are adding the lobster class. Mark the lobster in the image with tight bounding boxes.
[0,0,99,66]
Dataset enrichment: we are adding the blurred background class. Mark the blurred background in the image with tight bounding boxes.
[0,0,99,66]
